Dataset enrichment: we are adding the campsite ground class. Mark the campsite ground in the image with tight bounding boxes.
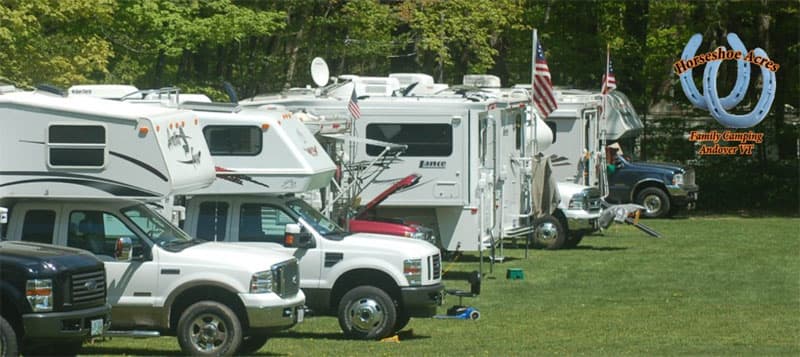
[81,217,800,356]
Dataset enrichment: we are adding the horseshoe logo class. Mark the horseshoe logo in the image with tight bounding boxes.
[678,33,777,128]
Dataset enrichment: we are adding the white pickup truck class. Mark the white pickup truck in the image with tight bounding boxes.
[532,182,602,250]
[182,194,444,340]
[3,198,305,356]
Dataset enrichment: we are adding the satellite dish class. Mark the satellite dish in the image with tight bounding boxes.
[311,57,330,87]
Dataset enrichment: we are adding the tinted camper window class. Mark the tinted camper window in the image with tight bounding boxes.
[48,125,106,167]
[203,126,262,156]
[366,123,452,157]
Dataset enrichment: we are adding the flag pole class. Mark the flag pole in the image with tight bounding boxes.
[600,43,610,196]
[531,29,538,156]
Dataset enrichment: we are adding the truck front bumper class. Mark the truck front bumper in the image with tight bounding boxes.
[240,291,306,332]
[667,184,700,209]
[563,209,601,232]
[22,304,111,340]
[401,283,444,317]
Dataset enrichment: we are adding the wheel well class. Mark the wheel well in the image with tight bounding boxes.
[632,181,668,202]
[0,292,22,338]
[330,269,400,312]
[169,285,248,332]
[552,209,568,230]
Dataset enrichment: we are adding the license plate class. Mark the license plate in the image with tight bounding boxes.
[296,307,304,323]
[90,318,103,336]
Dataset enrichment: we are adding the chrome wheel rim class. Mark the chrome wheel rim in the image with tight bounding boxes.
[347,297,385,332]
[536,222,558,243]
[643,195,663,214]
[189,313,228,352]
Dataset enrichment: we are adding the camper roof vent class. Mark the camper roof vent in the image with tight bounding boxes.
[36,84,66,97]
[463,75,501,88]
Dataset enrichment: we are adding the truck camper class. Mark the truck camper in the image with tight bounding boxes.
[0,89,306,356]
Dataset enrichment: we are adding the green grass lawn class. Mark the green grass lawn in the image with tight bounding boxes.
[80,217,800,356]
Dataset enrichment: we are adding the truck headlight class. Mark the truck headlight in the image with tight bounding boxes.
[672,173,684,185]
[249,271,273,293]
[403,259,422,286]
[26,279,53,312]
[404,231,427,240]
[568,193,587,210]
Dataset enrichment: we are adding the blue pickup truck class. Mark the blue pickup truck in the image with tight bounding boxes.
[605,155,699,218]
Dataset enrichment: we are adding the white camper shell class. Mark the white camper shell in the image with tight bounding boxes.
[181,103,336,195]
[0,91,215,199]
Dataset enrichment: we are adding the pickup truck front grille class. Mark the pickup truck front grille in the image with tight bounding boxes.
[586,187,602,213]
[684,168,696,186]
[431,254,441,280]
[272,260,300,298]
[70,269,106,306]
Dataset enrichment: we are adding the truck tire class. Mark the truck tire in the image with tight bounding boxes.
[338,286,397,340]
[0,316,18,357]
[636,187,671,218]
[237,335,269,355]
[177,301,243,356]
[563,231,584,249]
[532,215,566,250]
[393,311,411,333]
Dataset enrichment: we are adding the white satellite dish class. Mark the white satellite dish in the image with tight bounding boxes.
[311,57,330,87]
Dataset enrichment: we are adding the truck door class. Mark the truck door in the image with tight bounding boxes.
[234,201,323,289]
[62,208,158,314]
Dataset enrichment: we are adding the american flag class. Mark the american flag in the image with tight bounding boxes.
[532,38,557,118]
[348,88,361,119]
[601,54,617,94]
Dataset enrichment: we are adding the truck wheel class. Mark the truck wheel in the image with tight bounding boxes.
[532,215,566,250]
[0,316,18,357]
[338,286,397,340]
[237,335,269,355]
[393,311,411,333]
[563,232,584,249]
[636,188,671,218]
[177,301,243,356]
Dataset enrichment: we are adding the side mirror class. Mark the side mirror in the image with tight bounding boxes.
[115,237,133,261]
[284,224,315,249]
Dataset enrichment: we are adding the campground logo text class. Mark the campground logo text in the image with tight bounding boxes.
[675,33,778,129]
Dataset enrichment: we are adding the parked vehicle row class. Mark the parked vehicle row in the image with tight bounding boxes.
[0,88,442,356]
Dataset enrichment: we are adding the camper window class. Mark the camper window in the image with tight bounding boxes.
[47,125,106,168]
[202,126,262,156]
[20,210,56,244]
[365,123,452,157]
[196,201,229,241]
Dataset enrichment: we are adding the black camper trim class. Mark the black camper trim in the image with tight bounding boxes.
[110,151,168,182]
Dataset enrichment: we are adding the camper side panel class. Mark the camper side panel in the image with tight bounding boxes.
[0,103,177,199]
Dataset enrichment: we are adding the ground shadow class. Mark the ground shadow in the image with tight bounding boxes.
[274,330,430,341]
[571,245,628,251]
[442,253,519,263]
[79,346,191,356]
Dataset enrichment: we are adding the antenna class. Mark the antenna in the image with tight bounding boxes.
[311,57,330,87]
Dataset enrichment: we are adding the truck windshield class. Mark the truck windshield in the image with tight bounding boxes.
[121,205,198,249]
[286,199,345,236]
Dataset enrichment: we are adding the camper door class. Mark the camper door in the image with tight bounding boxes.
[477,112,496,240]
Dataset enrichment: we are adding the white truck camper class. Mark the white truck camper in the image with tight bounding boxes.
[141,102,445,340]
[243,94,526,256]
[0,90,306,356]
